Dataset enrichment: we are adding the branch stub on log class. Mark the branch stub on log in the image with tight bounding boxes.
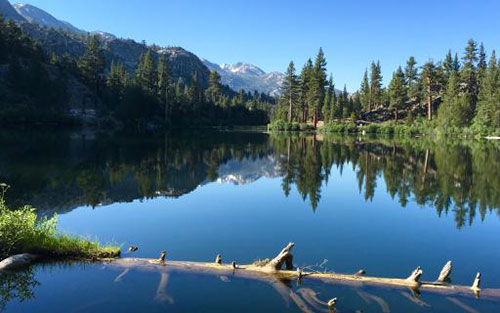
[407,266,423,283]
[472,272,481,290]
[265,242,295,271]
[437,261,452,283]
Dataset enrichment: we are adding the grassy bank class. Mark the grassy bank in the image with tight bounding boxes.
[268,118,500,139]
[0,184,120,260]
[267,120,315,131]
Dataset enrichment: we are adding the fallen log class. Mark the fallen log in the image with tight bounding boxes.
[0,254,37,271]
[103,243,500,302]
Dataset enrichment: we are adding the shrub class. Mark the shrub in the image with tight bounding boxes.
[0,184,120,260]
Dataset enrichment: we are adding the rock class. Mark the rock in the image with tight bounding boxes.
[0,254,37,271]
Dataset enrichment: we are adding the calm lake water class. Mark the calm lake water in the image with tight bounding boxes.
[2,130,500,312]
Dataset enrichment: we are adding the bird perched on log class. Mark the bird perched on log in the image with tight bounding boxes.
[231,261,237,269]
[215,254,222,265]
[128,246,139,252]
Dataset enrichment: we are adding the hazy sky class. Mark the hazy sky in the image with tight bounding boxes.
[11,0,500,91]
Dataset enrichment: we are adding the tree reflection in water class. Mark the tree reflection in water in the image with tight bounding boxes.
[1,130,500,229]
[0,268,39,310]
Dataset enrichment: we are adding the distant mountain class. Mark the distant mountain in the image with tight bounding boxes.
[216,155,281,185]
[0,0,24,21]
[0,1,210,88]
[203,59,284,96]
[13,3,85,34]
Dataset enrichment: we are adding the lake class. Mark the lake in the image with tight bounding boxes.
[1,130,500,313]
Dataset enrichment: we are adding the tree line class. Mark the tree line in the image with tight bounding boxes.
[271,133,500,228]
[0,15,68,122]
[274,40,499,134]
[275,48,362,129]
[379,39,499,133]
[0,16,272,128]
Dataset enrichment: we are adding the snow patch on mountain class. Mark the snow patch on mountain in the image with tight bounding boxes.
[203,59,284,96]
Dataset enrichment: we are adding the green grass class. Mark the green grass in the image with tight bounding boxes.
[0,184,120,260]
[268,120,315,131]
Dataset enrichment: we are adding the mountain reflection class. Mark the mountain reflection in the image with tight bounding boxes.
[1,130,499,228]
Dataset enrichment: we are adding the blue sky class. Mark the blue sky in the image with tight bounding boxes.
[11,0,500,91]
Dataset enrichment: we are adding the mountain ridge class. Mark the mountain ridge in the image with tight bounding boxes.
[13,3,85,34]
[1,0,282,97]
[203,59,284,96]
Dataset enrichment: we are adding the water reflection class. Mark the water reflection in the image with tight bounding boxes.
[1,130,500,228]
[0,268,39,311]
[4,262,500,313]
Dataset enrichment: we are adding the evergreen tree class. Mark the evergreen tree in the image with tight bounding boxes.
[444,50,454,79]
[342,85,351,118]
[309,48,327,127]
[478,42,487,78]
[388,66,407,121]
[282,61,300,123]
[187,71,203,110]
[206,71,222,106]
[438,71,468,127]
[107,61,129,105]
[422,61,437,121]
[369,61,382,111]
[175,77,186,107]
[452,53,460,72]
[460,39,479,118]
[136,48,156,95]
[157,55,173,122]
[299,59,313,123]
[473,50,500,128]
[359,69,370,112]
[405,57,419,108]
[78,35,105,101]
[322,75,334,123]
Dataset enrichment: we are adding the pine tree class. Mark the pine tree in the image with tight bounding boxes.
[78,35,105,101]
[187,71,203,110]
[359,69,370,112]
[422,61,436,121]
[157,55,173,122]
[388,66,407,121]
[369,61,382,111]
[282,61,300,123]
[309,48,327,128]
[452,53,460,72]
[438,71,465,127]
[107,61,129,101]
[175,77,186,107]
[206,71,222,106]
[136,48,156,95]
[444,50,454,79]
[460,39,479,117]
[342,85,351,118]
[322,75,334,123]
[299,59,313,123]
[478,42,487,79]
[473,50,500,128]
[405,57,419,109]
